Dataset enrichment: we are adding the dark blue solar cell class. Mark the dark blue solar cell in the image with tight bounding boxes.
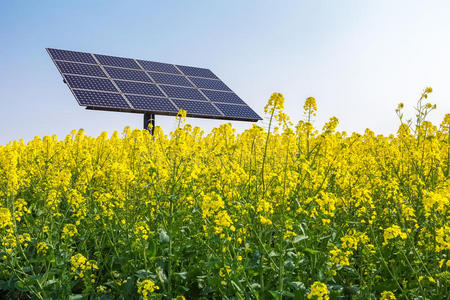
[148,72,193,87]
[189,77,231,91]
[47,48,96,64]
[105,67,151,82]
[202,90,245,105]
[73,90,130,108]
[64,75,118,92]
[115,80,164,96]
[160,85,206,100]
[172,99,222,116]
[95,54,140,69]
[126,95,177,112]
[216,103,261,120]
[177,65,218,79]
[55,61,106,77]
[138,60,181,74]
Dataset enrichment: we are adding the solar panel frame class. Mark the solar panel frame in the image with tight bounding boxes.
[47,48,262,121]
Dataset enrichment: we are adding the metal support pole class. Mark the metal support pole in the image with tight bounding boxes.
[143,113,155,134]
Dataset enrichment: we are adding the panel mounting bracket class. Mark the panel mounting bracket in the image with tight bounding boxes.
[143,112,155,134]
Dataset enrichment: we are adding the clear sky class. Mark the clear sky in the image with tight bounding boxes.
[1,0,449,144]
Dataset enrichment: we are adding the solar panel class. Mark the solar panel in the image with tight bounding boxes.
[64,75,118,92]
[47,48,262,121]
[48,48,96,64]
[56,61,106,77]
[115,80,164,97]
[73,90,130,109]
[215,103,260,120]
[176,65,218,79]
[95,54,140,69]
[127,95,178,112]
[138,60,181,74]
[105,67,151,82]
[202,90,246,105]
[160,85,206,101]
[189,77,231,91]
[149,72,193,87]
[172,99,222,116]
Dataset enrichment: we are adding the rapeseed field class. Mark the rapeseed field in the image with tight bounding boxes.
[0,89,449,299]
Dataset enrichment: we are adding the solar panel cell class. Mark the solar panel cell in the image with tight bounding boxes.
[126,95,178,112]
[47,48,97,64]
[202,90,246,105]
[138,60,181,74]
[105,67,151,82]
[64,75,118,92]
[56,61,106,77]
[216,103,260,119]
[177,65,218,79]
[73,90,130,108]
[172,99,222,116]
[148,72,193,87]
[189,77,231,91]
[160,85,206,100]
[115,80,164,97]
[95,54,140,69]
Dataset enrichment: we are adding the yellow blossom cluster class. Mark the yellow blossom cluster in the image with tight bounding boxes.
[307,281,329,300]
[383,225,407,246]
[71,253,99,281]
[380,291,396,300]
[0,207,13,229]
[36,242,49,255]
[134,221,151,242]
[61,223,78,240]
[137,279,159,300]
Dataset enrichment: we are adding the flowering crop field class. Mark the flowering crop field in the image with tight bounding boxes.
[0,90,449,299]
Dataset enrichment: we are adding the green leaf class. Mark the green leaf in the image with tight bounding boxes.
[288,281,305,290]
[44,279,58,287]
[268,290,280,299]
[304,248,319,254]
[292,235,308,243]
[175,271,187,280]
[230,280,243,293]
[148,239,157,257]
[269,250,279,257]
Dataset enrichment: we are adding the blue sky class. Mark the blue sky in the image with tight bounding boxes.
[1,0,449,144]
